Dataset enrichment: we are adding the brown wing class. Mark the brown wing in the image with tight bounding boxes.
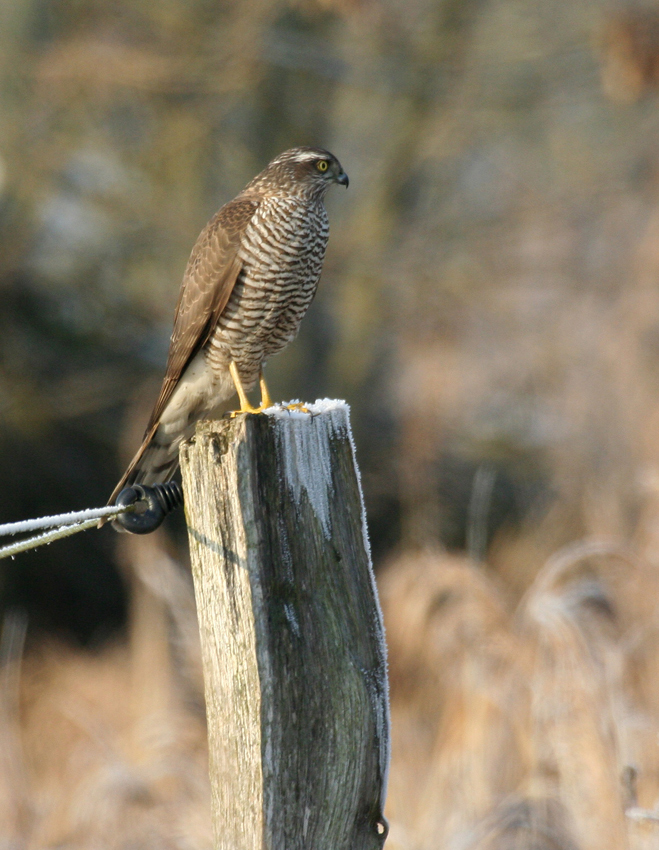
[144,195,260,434]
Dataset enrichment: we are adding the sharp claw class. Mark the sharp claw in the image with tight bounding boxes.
[225,404,268,418]
[228,362,274,416]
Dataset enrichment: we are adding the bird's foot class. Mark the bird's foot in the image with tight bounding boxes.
[283,401,311,413]
[227,362,274,417]
[226,402,270,418]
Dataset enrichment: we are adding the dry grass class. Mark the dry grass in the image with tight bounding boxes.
[0,532,212,850]
[380,543,659,850]
[5,536,659,849]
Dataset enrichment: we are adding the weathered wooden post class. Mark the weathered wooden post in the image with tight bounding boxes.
[179,401,389,850]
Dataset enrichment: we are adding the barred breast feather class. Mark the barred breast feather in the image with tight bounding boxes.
[207,196,330,389]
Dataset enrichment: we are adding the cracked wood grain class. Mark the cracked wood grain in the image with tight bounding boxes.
[180,407,389,850]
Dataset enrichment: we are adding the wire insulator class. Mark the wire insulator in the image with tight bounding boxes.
[114,481,184,534]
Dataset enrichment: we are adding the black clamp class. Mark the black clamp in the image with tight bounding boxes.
[114,481,184,534]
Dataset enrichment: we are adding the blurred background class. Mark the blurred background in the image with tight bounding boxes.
[4,0,659,846]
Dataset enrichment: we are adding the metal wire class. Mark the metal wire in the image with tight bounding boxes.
[0,504,132,560]
[0,504,127,537]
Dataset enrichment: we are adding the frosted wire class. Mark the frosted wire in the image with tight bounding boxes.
[0,505,130,560]
[0,504,124,537]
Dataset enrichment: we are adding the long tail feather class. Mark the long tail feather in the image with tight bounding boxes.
[103,427,182,528]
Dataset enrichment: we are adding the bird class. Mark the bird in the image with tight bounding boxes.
[107,146,349,512]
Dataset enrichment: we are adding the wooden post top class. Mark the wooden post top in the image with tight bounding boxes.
[180,402,390,850]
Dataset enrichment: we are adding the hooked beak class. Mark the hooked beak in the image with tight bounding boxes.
[336,170,349,188]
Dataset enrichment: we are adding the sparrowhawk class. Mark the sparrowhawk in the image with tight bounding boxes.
[108,146,348,508]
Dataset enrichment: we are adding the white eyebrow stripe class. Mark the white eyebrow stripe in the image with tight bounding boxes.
[290,151,326,162]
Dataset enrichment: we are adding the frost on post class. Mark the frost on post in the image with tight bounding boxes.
[269,399,352,538]
[269,399,390,799]
[180,401,390,850]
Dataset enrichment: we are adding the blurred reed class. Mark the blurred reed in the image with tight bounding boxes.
[381,543,659,850]
[5,533,659,848]
[0,530,211,850]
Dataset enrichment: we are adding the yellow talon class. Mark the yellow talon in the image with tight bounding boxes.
[284,401,310,413]
[259,371,273,409]
[227,363,273,416]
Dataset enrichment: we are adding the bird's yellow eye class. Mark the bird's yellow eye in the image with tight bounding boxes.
[316,160,329,172]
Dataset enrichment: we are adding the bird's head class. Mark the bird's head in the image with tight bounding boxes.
[248,147,349,200]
